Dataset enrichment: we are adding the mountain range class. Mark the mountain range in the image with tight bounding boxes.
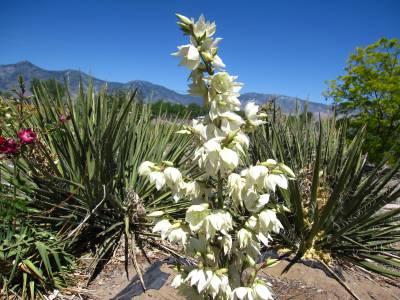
[0,61,331,114]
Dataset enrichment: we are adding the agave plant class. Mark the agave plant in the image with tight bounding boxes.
[0,81,194,284]
[250,109,400,278]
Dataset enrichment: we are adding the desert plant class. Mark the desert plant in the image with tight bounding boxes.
[251,111,400,277]
[0,223,74,299]
[0,80,193,283]
[138,14,294,300]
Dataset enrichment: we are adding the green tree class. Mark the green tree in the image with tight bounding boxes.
[151,100,206,118]
[326,38,400,163]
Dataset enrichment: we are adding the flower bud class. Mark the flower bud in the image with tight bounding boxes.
[263,258,279,268]
[162,160,174,167]
[176,129,191,134]
[206,252,216,262]
[271,169,284,175]
[261,159,277,167]
[201,51,213,62]
[215,268,228,275]
[147,210,165,217]
[279,163,295,178]
[176,13,192,25]
[177,22,191,32]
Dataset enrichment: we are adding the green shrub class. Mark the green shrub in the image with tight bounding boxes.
[0,81,193,284]
[251,111,400,277]
[0,223,74,299]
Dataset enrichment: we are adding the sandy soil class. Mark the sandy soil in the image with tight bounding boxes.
[84,254,399,300]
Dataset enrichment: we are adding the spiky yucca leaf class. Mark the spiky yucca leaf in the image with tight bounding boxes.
[0,81,193,284]
[0,223,74,299]
[251,108,400,277]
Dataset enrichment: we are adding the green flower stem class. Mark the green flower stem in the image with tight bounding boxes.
[217,171,223,209]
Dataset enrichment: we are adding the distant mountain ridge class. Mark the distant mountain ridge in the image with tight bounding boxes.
[239,93,330,115]
[0,61,331,114]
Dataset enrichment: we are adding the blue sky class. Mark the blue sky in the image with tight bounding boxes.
[1,0,399,103]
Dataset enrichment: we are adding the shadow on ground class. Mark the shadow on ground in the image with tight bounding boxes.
[111,260,170,300]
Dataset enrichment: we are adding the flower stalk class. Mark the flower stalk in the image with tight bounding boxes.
[139,14,294,300]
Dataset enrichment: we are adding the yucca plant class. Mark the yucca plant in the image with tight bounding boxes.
[0,223,74,299]
[0,81,194,284]
[250,109,400,278]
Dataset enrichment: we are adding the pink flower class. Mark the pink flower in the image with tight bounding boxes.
[0,138,20,154]
[59,114,71,123]
[18,128,37,144]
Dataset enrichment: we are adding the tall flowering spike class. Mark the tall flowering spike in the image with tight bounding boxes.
[138,13,295,300]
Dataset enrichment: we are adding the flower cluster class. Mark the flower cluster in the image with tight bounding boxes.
[139,14,294,300]
[0,128,37,155]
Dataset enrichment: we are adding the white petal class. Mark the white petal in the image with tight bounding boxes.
[254,283,273,300]
[220,148,239,170]
[233,287,248,299]
[171,274,183,288]
[212,55,225,69]
[152,219,172,239]
[164,167,182,185]
[275,174,288,189]
[244,102,258,119]
[138,161,155,177]
[149,171,166,190]
[259,194,270,206]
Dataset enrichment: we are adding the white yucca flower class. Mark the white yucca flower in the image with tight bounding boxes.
[231,281,273,300]
[252,282,273,300]
[219,234,233,255]
[138,161,155,176]
[244,101,266,127]
[164,167,182,185]
[263,174,288,192]
[171,274,184,288]
[207,72,243,119]
[207,272,230,299]
[149,171,166,190]
[259,209,283,234]
[192,14,216,38]
[219,147,239,172]
[172,44,201,70]
[242,188,260,212]
[185,268,213,293]
[209,72,241,95]
[219,111,245,133]
[203,210,233,239]
[211,54,225,69]
[189,69,208,97]
[231,132,250,155]
[227,173,245,205]
[245,165,269,187]
[185,181,209,203]
[185,204,211,232]
[237,228,253,249]
[152,219,172,239]
[167,224,189,245]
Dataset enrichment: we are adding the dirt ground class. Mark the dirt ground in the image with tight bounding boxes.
[80,252,399,300]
